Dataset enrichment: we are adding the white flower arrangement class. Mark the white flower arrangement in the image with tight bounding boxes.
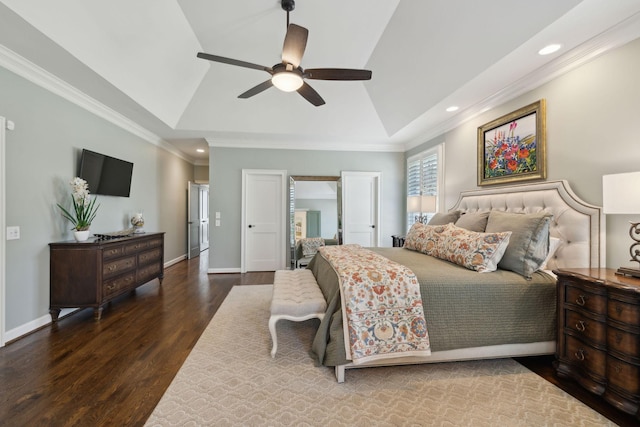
[57,177,100,231]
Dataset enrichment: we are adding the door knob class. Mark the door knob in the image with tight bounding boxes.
[248,224,254,228]
[370,225,376,228]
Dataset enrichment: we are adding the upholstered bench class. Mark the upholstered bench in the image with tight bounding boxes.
[269,269,327,357]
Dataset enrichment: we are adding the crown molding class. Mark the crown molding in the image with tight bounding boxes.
[0,44,196,164]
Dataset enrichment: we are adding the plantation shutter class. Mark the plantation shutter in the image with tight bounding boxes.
[406,145,442,230]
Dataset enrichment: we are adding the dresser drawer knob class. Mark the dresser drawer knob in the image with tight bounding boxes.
[108,265,116,272]
[575,295,587,306]
[575,349,586,361]
[575,320,586,332]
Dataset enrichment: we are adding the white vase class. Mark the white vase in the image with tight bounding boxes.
[73,230,90,242]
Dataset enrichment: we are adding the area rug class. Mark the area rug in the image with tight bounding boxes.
[146,285,614,426]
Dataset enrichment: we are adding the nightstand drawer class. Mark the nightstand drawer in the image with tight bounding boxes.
[607,355,640,395]
[565,285,606,315]
[608,299,640,325]
[563,335,606,378]
[608,327,640,358]
[565,309,606,345]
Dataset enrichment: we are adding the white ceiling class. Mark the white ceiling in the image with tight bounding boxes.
[1,0,640,164]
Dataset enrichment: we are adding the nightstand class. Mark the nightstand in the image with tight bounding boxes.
[554,268,640,419]
[391,235,405,247]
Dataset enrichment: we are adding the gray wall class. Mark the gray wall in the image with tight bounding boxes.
[209,147,405,270]
[408,37,640,270]
[1,66,194,333]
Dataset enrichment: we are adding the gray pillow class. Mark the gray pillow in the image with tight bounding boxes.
[484,211,552,279]
[455,211,490,232]
[427,210,461,225]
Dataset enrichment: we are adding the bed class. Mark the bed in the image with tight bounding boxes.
[307,180,604,382]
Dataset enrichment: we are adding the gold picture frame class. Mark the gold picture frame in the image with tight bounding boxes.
[477,99,546,186]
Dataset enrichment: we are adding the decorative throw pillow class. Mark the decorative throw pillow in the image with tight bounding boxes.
[438,223,512,273]
[485,211,553,278]
[455,211,490,232]
[403,222,448,257]
[427,210,461,225]
[301,237,324,256]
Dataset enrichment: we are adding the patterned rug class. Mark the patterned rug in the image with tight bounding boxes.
[146,285,614,426]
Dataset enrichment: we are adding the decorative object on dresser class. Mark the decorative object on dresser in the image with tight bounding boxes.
[603,171,640,278]
[407,194,436,224]
[477,99,546,186]
[49,232,164,321]
[554,268,640,419]
[131,212,145,233]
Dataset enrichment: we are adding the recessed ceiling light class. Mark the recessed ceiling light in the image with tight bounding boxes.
[196,149,205,153]
[538,44,562,56]
[446,106,459,112]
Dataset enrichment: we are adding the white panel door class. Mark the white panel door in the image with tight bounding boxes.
[342,171,380,247]
[243,170,286,272]
[199,185,209,251]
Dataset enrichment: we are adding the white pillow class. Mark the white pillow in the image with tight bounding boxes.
[539,237,561,270]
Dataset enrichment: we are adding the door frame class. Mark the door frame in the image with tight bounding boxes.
[240,169,287,273]
[0,117,7,347]
[341,171,381,247]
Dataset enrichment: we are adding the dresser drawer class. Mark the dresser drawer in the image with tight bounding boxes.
[563,334,606,378]
[565,309,606,345]
[102,245,124,261]
[608,326,640,358]
[607,355,640,395]
[138,248,162,266]
[103,272,136,298]
[137,262,161,283]
[103,256,136,279]
[124,240,150,254]
[148,237,163,248]
[608,299,640,325]
[565,285,606,315]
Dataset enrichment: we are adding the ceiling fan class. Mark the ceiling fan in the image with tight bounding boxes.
[196,0,372,106]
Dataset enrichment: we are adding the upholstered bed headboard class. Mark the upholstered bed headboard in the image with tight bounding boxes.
[449,180,605,270]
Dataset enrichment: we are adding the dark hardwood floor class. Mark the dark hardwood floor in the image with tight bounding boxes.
[0,253,636,426]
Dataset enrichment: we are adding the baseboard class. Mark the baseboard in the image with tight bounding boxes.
[208,267,241,274]
[165,255,186,268]
[4,313,52,343]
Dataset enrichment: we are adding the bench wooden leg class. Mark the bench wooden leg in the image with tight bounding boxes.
[268,316,279,358]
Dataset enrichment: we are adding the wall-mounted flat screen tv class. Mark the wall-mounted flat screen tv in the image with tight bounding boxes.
[78,149,134,197]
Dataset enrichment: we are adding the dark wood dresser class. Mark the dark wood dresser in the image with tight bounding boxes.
[554,268,640,419]
[49,232,165,321]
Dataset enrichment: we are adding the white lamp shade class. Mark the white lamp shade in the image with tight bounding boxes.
[420,195,437,213]
[407,196,422,212]
[603,171,640,214]
[407,195,437,212]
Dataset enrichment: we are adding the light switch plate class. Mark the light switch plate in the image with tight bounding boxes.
[7,226,20,240]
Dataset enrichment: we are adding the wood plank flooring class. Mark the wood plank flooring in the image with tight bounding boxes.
[0,253,636,426]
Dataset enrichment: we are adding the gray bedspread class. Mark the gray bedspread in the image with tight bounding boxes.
[309,247,557,367]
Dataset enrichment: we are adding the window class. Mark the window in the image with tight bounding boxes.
[406,144,444,230]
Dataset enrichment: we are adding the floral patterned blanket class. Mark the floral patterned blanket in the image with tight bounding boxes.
[318,245,431,365]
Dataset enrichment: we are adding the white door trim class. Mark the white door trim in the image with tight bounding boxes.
[241,169,287,273]
[0,117,8,347]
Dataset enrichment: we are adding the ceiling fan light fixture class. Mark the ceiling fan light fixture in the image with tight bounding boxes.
[272,71,304,92]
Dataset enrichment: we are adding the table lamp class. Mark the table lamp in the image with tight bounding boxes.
[407,195,437,224]
[603,171,640,278]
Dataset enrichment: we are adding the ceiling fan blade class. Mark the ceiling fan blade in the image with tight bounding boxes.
[197,52,272,73]
[238,80,274,99]
[304,68,372,81]
[281,24,308,68]
[297,82,325,106]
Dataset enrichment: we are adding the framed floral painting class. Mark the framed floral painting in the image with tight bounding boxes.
[477,99,546,186]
